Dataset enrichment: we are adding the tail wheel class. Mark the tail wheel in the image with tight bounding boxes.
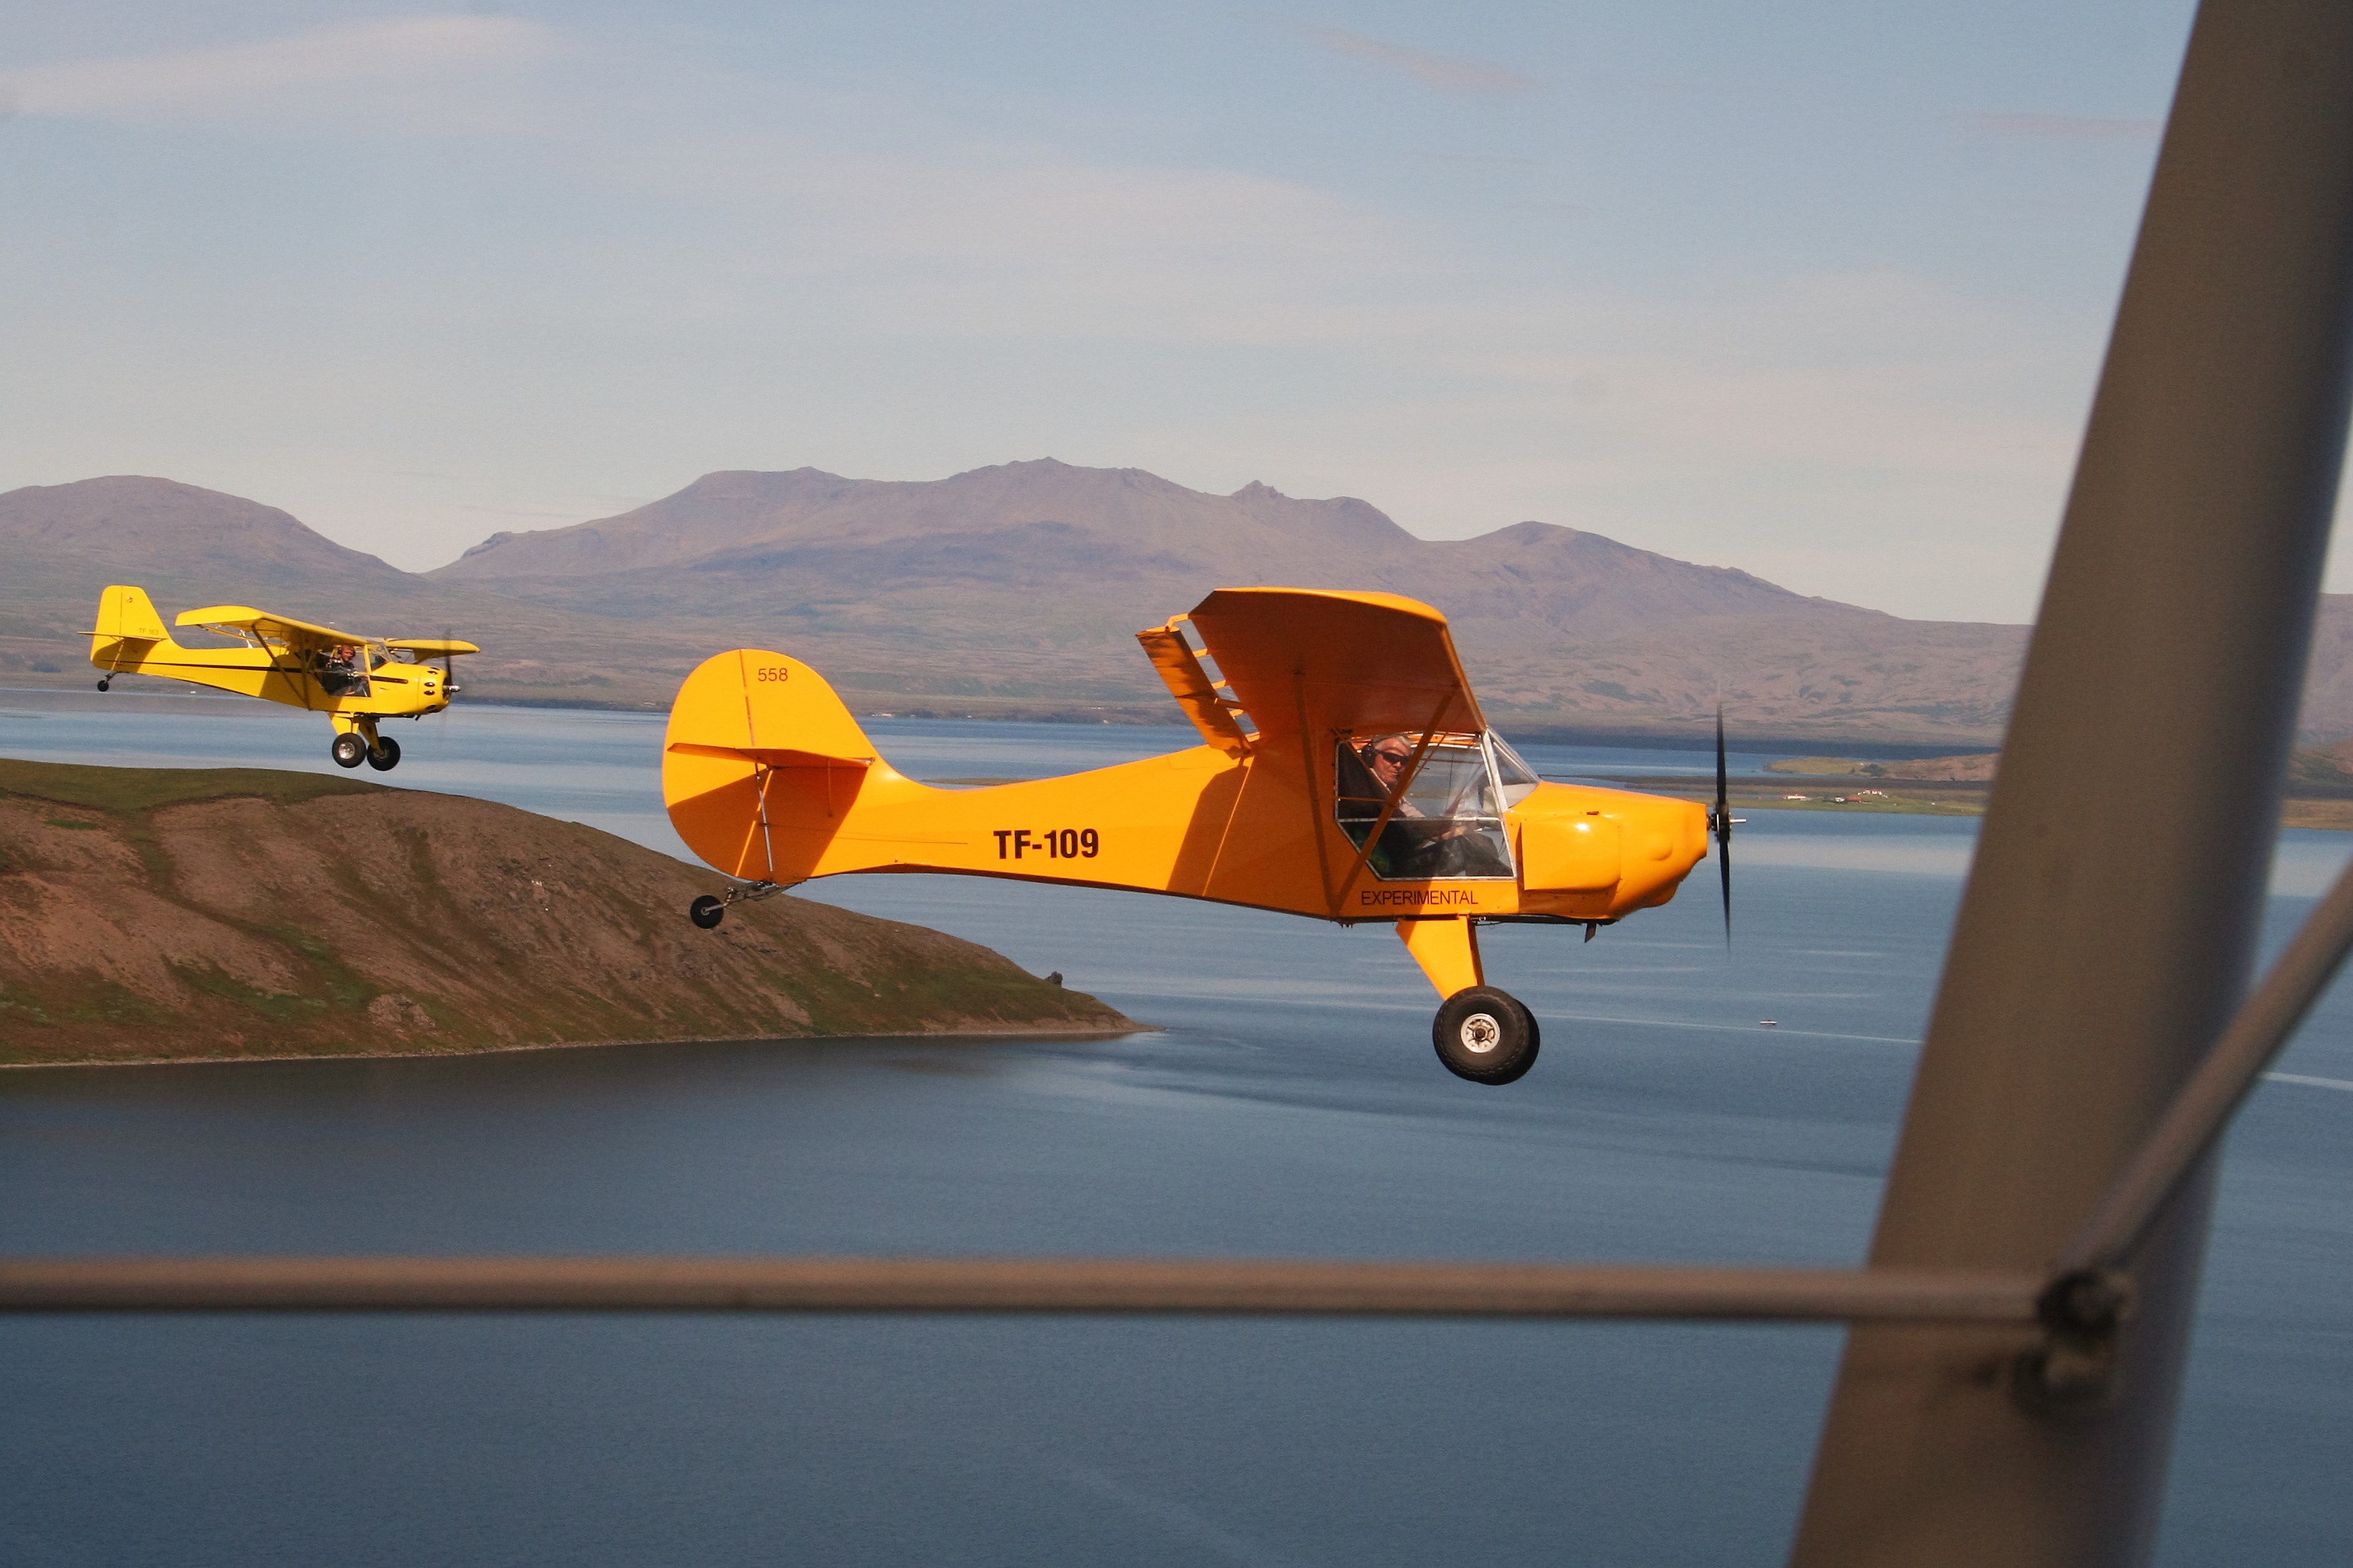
[330,733,368,769]
[1432,986,1542,1085]
[688,895,726,929]
[95,678,112,692]
[366,735,401,772]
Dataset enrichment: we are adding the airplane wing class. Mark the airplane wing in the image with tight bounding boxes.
[385,639,480,658]
[1181,588,1485,745]
[175,605,372,652]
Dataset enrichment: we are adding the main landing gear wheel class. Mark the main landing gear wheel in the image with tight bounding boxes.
[330,733,368,769]
[365,736,401,772]
[688,895,726,929]
[1432,986,1542,1085]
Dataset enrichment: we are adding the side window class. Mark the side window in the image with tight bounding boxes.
[1334,735,1515,880]
[312,646,371,698]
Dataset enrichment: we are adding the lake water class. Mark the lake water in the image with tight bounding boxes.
[0,689,2347,1565]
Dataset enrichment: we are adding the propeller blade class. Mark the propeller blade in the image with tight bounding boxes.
[440,627,460,697]
[1715,704,1732,945]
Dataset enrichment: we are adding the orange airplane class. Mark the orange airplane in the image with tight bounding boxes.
[663,589,1726,1084]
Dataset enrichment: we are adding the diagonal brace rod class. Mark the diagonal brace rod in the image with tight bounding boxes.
[2058,850,2353,1273]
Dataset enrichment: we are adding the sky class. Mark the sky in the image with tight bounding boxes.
[0,2,2231,622]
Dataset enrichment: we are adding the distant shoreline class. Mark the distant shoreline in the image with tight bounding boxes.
[1603,773,2353,832]
[0,680,2008,755]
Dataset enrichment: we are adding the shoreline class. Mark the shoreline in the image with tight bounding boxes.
[1595,775,2353,832]
[0,681,2012,753]
[0,1022,1158,1073]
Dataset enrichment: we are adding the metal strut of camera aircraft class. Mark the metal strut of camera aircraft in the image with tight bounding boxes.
[1790,1,2353,1562]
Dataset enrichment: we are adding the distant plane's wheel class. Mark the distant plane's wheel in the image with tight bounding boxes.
[689,895,726,929]
[366,736,401,772]
[331,733,368,769]
[1431,986,1542,1085]
[95,678,112,692]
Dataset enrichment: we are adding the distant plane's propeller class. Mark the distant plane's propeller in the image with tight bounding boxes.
[1713,705,1734,945]
[440,629,462,700]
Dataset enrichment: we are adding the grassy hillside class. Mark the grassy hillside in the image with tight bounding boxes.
[0,758,1133,1066]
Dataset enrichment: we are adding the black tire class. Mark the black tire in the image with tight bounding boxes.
[366,735,401,772]
[331,733,368,769]
[688,895,726,929]
[1431,986,1542,1085]
[95,678,111,692]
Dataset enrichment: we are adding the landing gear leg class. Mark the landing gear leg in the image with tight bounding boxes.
[688,880,788,929]
[1397,919,1543,1085]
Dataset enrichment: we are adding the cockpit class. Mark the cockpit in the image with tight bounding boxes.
[1334,729,1532,880]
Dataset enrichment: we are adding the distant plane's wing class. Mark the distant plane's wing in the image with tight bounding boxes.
[385,639,480,658]
[1183,588,1484,745]
[175,605,369,652]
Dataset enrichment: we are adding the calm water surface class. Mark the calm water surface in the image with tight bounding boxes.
[0,691,2346,1564]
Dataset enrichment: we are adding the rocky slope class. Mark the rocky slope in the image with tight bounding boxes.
[0,759,1131,1066]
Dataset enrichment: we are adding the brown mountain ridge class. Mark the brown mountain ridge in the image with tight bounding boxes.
[9,461,2353,744]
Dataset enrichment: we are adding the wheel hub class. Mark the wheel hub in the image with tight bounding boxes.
[1459,1013,1502,1054]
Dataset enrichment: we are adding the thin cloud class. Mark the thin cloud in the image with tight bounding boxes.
[0,15,551,120]
[1299,26,1540,98]
[1965,112,2161,142]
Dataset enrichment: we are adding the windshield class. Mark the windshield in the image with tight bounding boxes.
[1487,732,1541,806]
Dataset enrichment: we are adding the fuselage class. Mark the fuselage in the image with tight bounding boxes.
[666,731,1710,926]
[88,635,454,721]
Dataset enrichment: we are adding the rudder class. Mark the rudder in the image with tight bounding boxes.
[662,649,881,883]
[90,584,178,673]
[93,584,172,643]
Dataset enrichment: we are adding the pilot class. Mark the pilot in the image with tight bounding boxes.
[1360,733,1511,879]
[319,644,363,697]
[1363,736,1420,805]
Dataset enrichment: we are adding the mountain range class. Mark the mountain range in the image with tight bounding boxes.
[7,462,2349,745]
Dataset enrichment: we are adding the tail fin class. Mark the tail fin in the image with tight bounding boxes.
[662,649,881,883]
[90,584,179,671]
[93,585,172,642]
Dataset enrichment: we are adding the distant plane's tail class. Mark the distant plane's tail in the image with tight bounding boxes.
[662,649,882,883]
[89,584,182,675]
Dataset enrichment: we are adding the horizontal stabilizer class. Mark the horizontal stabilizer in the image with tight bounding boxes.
[666,741,874,770]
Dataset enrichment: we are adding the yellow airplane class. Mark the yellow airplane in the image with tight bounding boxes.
[664,588,1727,1085]
[87,584,479,772]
